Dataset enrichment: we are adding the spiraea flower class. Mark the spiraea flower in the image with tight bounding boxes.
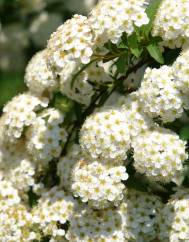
[0,180,20,208]
[46,14,94,74]
[0,203,37,242]
[158,188,189,242]
[152,0,189,48]
[89,0,149,46]
[0,152,36,197]
[1,93,48,143]
[119,92,153,138]
[24,49,58,97]
[173,48,189,108]
[132,127,188,184]
[138,66,184,123]
[119,189,163,242]
[80,107,131,162]
[26,108,67,170]
[32,186,77,241]
[71,158,128,209]
[66,206,125,242]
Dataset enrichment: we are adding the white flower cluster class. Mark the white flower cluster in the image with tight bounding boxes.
[25,50,58,97]
[0,180,21,208]
[173,48,189,97]
[44,0,150,105]
[1,93,48,142]
[65,189,163,242]
[0,203,36,242]
[71,159,128,208]
[158,188,189,242]
[32,186,77,241]
[0,180,36,241]
[0,139,40,201]
[66,206,125,242]
[138,66,184,123]
[0,154,36,196]
[152,0,189,48]
[47,14,94,72]
[26,108,67,169]
[132,127,188,184]
[119,92,153,138]
[89,0,149,45]
[119,190,162,242]
[2,0,189,241]
[80,108,131,162]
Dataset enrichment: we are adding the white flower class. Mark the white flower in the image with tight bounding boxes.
[138,66,184,123]
[0,180,21,208]
[132,127,188,184]
[89,0,149,46]
[119,92,153,138]
[1,156,35,196]
[0,204,37,242]
[152,0,189,48]
[47,14,94,73]
[119,189,162,242]
[158,188,189,242]
[26,108,67,170]
[173,48,189,109]
[32,186,77,241]
[1,93,48,143]
[25,49,58,96]
[71,158,128,209]
[66,206,124,242]
[80,107,131,162]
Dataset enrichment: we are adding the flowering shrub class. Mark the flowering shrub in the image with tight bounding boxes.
[2,0,189,241]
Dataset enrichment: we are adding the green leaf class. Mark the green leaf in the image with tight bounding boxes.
[117,41,127,49]
[127,33,143,58]
[146,43,164,64]
[116,54,128,74]
[141,0,162,37]
[180,126,189,141]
